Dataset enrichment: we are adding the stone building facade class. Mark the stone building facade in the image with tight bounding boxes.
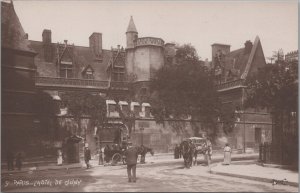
[2,1,272,159]
[212,37,273,151]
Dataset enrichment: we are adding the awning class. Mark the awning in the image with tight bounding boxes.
[118,101,128,105]
[130,102,140,106]
[142,103,151,107]
[106,100,116,105]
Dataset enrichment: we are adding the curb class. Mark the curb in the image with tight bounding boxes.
[209,170,299,187]
[2,154,258,175]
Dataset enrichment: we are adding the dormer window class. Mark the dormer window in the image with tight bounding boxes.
[82,65,94,79]
[85,69,94,79]
[60,61,73,78]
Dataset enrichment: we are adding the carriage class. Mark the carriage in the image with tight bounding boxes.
[180,137,211,168]
[98,121,129,166]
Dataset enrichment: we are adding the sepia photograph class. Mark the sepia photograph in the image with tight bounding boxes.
[1,0,298,192]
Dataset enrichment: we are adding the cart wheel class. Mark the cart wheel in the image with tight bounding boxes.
[111,153,122,166]
[122,155,126,165]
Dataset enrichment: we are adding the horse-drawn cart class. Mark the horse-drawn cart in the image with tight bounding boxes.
[180,137,212,168]
[97,121,129,166]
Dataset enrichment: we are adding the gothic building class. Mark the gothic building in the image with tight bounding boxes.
[212,37,273,151]
[2,1,272,159]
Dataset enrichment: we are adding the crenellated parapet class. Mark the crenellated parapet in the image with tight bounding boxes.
[135,37,164,47]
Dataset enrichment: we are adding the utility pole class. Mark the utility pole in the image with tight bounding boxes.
[242,87,246,153]
[140,127,144,145]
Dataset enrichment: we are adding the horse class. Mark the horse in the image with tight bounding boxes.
[193,140,212,166]
[138,145,154,164]
[180,140,195,168]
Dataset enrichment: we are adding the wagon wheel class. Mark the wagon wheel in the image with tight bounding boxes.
[122,154,126,165]
[111,153,122,166]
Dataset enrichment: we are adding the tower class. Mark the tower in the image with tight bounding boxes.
[126,16,138,49]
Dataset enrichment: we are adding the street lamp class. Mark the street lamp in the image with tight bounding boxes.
[96,126,104,165]
[140,127,144,145]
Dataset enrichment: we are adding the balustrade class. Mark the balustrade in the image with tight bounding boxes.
[216,79,245,91]
[35,76,129,90]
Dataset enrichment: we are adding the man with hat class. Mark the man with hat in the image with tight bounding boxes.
[84,143,91,169]
[124,141,138,183]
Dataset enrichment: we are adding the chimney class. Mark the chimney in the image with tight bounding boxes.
[244,40,253,54]
[24,33,28,39]
[89,32,102,57]
[211,43,230,66]
[164,43,176,57]
[42,29,52,44]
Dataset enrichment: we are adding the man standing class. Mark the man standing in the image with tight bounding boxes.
[125,142,138,183]
[7,150,14,171]
[84,144,91,169]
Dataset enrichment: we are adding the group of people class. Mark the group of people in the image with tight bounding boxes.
[6,151,23,171]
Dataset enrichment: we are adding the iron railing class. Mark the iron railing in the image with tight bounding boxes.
[35,76,129,90]
[215,79,246,91]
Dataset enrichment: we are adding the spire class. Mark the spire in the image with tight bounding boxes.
[126,16,137,33]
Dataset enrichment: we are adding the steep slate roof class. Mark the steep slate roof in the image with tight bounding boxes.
[28,39,122,81]
[126,16,138,33]
[1,1,34,52]
[223,36,264,80]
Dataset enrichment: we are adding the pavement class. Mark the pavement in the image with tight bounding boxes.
[210,161,299,187]
[2,152,298,188]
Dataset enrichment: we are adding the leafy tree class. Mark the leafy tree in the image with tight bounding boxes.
[245,60,298,164]
[34,90,59,138]
[61,91,107,138]
[245,60,298,113]
[150,44,222,138]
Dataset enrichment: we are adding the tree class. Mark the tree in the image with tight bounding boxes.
[150,44,222,138]
[245,60,298,164]
[34,90,59,139]
[245,60,297,113]
[61,91,107,138]
[272,49,284,64]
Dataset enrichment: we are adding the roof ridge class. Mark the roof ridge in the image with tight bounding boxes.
[241,36,260,79]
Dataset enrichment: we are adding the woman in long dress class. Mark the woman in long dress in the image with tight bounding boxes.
[57,149,63,166]
[223,143,231,165]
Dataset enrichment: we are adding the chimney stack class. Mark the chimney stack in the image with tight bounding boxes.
[211,43,230,66]
[244,40,253,54]
[42,29,52,44]
[89,32,102,57]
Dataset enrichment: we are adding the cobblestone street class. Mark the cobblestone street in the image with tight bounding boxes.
[2,162,298,192]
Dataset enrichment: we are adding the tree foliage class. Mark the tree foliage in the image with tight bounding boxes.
[61,91,107,136]
[150,44,221,137]
[245,60,298,113]
[34,90,59,137]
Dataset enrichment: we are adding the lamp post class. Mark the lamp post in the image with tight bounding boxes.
[242,87,246,153]
[96,126,103,165]
[140,127,144,145]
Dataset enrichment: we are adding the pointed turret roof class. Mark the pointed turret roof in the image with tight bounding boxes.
[1,1,34,52]
[126,16,138,33]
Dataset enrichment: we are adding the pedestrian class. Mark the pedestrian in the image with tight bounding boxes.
[15,152,22,170]
[206,139,213,166]
[174,144,179,159]
[223,143,232,165]
[84,144,91,169]
[125,142,138,183]
[140,145,146,164]
[104,145,110,163]
[7,150,14,171]
[57,149,63,166]
[178,144,182,158]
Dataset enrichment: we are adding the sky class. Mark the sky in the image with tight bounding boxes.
[13,0,298,61]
